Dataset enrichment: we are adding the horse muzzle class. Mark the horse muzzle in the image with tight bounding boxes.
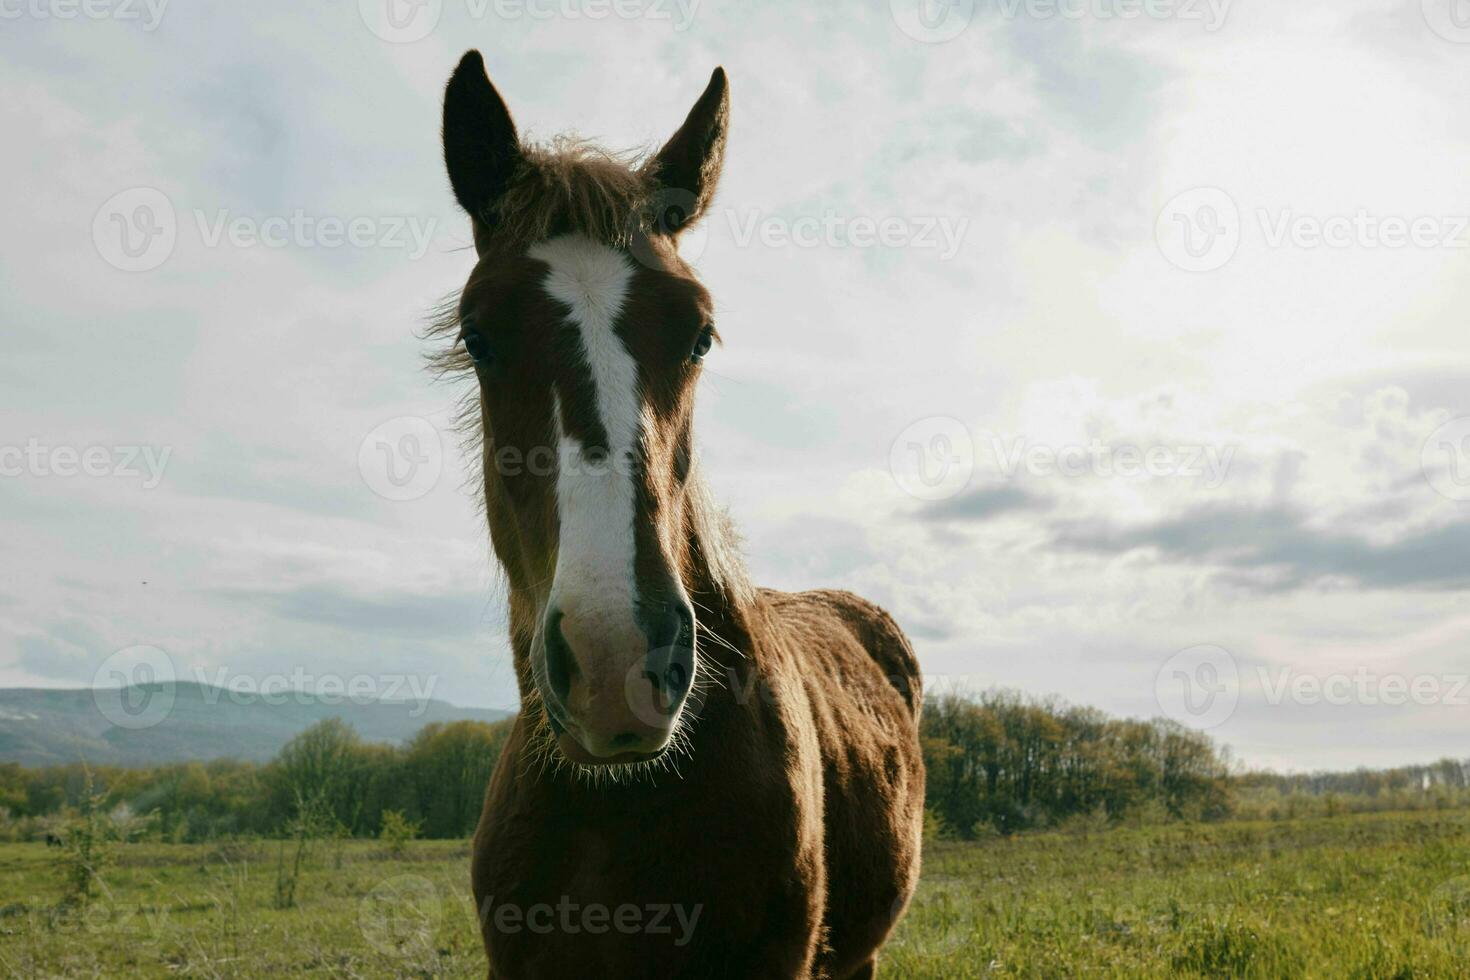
[537,601,696,764]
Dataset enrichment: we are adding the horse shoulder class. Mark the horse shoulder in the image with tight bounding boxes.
[757,587,922,719]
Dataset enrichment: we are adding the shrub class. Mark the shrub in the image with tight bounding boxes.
[380,809,421,857]
[56,771,116,905]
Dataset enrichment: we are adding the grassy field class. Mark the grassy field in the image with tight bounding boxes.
[2,810,1469,978]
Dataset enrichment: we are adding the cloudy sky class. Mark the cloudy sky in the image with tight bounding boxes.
[2,0,1469,770]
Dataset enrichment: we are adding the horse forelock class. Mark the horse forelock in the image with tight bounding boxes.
[491,137,658,253]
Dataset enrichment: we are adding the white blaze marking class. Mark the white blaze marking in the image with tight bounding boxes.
[530,234,642,621]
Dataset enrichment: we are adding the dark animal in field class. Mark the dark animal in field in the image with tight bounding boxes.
[433,50,926,978]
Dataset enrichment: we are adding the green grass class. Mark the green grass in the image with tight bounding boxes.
[888,811,1470,978]
[2,810,1469,978]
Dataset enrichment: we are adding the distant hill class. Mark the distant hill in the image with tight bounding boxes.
[0,683,513,768]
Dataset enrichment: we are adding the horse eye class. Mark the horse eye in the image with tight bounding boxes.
[690,326,714,364]
[462,327,493,367]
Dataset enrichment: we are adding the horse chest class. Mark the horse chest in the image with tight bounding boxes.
[476,772,825,978]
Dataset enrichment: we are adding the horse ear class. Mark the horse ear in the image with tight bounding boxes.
[442,50,521,229]
[649,67,729,233]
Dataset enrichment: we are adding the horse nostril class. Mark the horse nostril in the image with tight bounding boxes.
[643,602,696,708]
[543,609,574,704]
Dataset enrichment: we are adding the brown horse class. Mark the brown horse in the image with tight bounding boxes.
[432,50,925,979]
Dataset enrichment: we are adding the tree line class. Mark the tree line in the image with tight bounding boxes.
[1232,757,1470,821]
[3,690,1465,842]
[0,719,510,842]
[921,691,1233,836]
